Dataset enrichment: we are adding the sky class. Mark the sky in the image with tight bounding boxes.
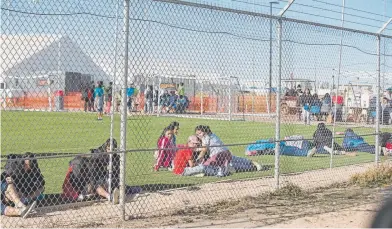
[0,0,391,90]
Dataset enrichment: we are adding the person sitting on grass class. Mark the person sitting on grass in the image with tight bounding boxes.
[175,95,187,114]
[1,153,45,218]
[172,135,212,176]
[167,91,178,113]
[173,135,263,177]
[159,90,170,113]
[1,177,37,218]
[168,121,180,146]
[89,138,120,204]
[154,127,176,171]
[195,125,232,177]
[62,139,120,204]
[307,123,348,157]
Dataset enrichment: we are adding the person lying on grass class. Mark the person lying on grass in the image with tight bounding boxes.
[1,153,45,218]
[342,129,376,154]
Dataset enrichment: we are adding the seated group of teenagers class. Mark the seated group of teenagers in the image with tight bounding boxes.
[1,139,125,218]
[154,122,264,177]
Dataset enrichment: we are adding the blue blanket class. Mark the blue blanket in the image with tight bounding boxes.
[246,139,285,152]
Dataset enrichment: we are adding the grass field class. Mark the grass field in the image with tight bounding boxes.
[1,111,391,194]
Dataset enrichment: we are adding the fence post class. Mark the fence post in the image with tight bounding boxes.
[375,35,381,165]
[120,0,130,221]
[108,0,121,200]
[274,18,282,190]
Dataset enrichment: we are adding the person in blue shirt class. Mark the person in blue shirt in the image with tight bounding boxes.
[94,81,104,120]
[342,128,376,154]
[167,91,178,113]
[176,95,187,113]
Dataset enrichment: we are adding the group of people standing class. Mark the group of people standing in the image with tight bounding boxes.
[126,82,187,115]
[154,122,263,177]
[81,81,113,120]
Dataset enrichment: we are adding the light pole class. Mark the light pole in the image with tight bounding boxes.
[269,1,279,111]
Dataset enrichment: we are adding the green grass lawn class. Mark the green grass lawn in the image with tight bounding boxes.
[1,111,391,194]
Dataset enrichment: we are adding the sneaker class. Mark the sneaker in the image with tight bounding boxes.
[307,148,317,157]
[126,193,140,202]
[112,188,120,205]
[193,173,205,177]
[228,165,236,174]
[323,146,334,155]
[20,201,37,219]
[333,150,343,155]
[77,194,84,201]
[252,161,263,171]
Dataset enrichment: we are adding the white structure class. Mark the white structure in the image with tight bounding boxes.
[1,35,110,108]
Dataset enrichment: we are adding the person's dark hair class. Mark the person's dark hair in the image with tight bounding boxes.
[159,126,172,139]
[195,125,211,134]
[103,138,118,151]
[346,128,354,133]
[23,152,39,171]
[109,82,113,85]
[180,82,184,86]
[317,122,326,129]
[169,121,180,128]
[91,138,118,154]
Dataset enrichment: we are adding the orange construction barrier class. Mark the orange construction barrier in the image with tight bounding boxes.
[4,93,276,114]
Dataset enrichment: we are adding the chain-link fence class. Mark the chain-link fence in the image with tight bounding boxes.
[1,0,392,227]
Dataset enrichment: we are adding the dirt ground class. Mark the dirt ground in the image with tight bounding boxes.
[104,184,382,228]
[1,162,385,228]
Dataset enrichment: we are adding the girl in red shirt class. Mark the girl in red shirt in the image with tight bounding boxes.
[154,127,175,171]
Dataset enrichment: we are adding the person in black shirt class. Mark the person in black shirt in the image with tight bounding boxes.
[308,123,346,157]
[1,153,44,217]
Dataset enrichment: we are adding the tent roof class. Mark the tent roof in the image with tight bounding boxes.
[1,35,109,80]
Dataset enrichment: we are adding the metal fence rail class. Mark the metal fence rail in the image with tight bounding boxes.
[1,0,391,227]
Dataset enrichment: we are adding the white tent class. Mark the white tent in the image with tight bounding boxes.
[1,34,110,81]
